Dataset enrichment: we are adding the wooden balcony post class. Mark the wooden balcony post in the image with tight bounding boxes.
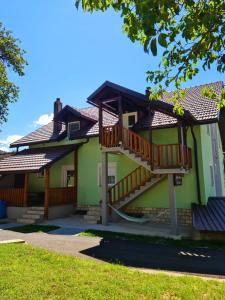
[23,173,29,207]
[99,103,103,144]
[74,150,78,207]
[101,151,108,225]
[118,96,123,142]
[44,168,50,219]
[177,121,184,166]
[148,104,153,169]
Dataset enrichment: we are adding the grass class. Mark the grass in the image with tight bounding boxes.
[4,224,60,234]
[79,230,225,250]
[0,243,224,300]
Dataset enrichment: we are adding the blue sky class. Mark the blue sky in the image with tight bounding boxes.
[0,0,224,151]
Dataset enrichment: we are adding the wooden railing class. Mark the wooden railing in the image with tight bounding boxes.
[108,166,151,205]
[155,144,192,169]
[49,187,76,206]
[0,188,24,207]
[102,125,192,169]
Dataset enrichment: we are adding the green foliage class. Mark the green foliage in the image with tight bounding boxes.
[0,22,27,125]
[75,0,225,113]
[201,86,225,109]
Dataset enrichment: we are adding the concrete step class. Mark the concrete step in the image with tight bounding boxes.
[21,214,42,220]
[88,206,101,212]
[26,210,45,215]
[84,215,100,221]
[87,210,101,217]
[84,220,98,224]
[17,218,36,224]
[29,207,44,211]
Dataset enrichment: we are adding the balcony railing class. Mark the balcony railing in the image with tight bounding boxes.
[102,125,192,170]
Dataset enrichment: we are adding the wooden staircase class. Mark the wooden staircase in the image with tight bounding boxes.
[102,125,192,212]
[108,166,166,210]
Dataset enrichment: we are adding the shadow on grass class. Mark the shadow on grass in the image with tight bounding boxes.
[4,225,60,234]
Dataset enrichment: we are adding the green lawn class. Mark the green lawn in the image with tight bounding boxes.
[0,244,224,299]
[4,224,60,233]
[79,230,225,250]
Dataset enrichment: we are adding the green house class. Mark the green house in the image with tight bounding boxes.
[0,81,224,235]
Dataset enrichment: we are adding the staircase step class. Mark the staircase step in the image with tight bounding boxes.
[17,218,36,224]
[87,206,101,211]
[84,215,100,221]
[26,210,45,215]
[84,220,98,224]
[29,207,44,211]
[87,211,101,216]
[21,214,42,220]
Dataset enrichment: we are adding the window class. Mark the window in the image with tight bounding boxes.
[98,163,117,187]
[128,115,136,128]
[68,121,80,137]
[123,112,138,129]
[61,166,75,187]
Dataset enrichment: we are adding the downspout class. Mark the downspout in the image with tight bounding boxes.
[190,126,202,205]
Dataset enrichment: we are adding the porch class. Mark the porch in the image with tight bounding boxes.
[0,145,79,220]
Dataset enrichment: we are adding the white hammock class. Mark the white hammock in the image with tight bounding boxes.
[108,204,166,224]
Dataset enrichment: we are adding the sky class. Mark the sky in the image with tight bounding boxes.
[0,0,224,151]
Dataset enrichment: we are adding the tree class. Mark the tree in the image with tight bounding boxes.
[75,0,225,114]
[0,22,27,124]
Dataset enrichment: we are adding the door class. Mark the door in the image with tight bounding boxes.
[210,124,223,196]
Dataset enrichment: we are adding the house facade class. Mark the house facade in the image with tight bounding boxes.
[0,81,224,234]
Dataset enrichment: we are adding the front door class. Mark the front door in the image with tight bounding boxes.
[210,124,223,196]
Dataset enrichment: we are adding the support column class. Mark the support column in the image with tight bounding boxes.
[177,122,184,166]
[101,151,108,225]
[168,174,178,235]
[74,150,78,207]
[99,103,103,144]
[44,168,50,219]
[23,173,29,207]
[148,104,153,169]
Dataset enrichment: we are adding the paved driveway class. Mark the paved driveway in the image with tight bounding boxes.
[0,228,225,278]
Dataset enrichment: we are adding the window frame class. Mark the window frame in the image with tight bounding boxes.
[68,121,80,137]
[97,162,117,188]
[61,165,75,188]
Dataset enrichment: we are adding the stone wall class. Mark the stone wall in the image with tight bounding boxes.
[124,207,192,226]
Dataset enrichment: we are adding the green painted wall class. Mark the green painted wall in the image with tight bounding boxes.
[28,152,74,192]
[28,122,224,209]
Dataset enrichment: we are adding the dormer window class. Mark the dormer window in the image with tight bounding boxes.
[128,114,136,128]
[122,112,138,129]
[68,121,80,138]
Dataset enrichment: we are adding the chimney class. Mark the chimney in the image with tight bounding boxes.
[145,87,151,98]
[53,98,63,134]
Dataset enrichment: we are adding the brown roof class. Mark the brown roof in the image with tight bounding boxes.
[0,145,78,173]
[10,81,223,147]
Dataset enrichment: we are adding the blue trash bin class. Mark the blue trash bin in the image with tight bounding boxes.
[0,200,7,218]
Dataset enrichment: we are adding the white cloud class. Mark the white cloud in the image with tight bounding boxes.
[33,113,53,126]
[0,134,23,152]
[0,146,9,152]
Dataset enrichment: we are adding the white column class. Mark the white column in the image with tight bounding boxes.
[101,151,108,225]
[168,174,178,235]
